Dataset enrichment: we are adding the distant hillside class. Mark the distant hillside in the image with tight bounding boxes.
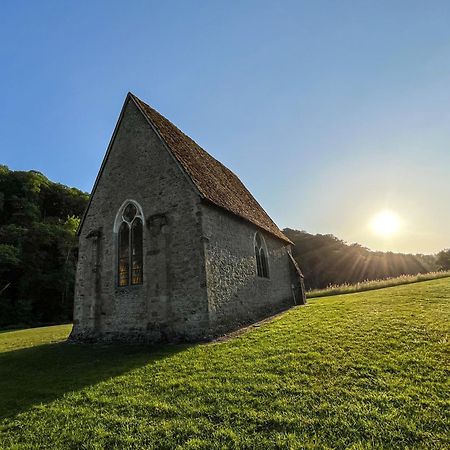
[0,166,88,327]
[284,228,438,290]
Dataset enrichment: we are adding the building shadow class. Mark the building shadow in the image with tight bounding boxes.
[0,340,190,419]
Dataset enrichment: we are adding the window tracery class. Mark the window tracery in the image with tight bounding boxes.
[117,202,143,286]
[255,232,269,278]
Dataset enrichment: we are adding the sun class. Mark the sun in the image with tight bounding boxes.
[370,210,401,236]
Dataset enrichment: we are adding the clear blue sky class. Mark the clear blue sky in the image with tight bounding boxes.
[1,1,449,254]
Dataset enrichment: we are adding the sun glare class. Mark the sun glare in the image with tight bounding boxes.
[370,210,401,236]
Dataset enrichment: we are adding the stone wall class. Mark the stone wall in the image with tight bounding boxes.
[201,203,296,336]
[71,98,209,342]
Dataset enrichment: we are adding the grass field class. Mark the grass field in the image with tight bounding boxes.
[307,271,450,298]
[0,279,449,449]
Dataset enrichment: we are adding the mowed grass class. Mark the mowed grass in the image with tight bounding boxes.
[307,271,450,298]
[1,279,449,449]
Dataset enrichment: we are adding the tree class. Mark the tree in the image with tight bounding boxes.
[0,244,21,270]
[436,249,450,271]
[0,166,88,327]
[283,228,439,290]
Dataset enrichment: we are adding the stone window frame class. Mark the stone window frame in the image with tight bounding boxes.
[254,231,270,279]
[113,199,145,287]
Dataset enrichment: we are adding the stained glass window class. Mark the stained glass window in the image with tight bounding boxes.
[118,222,130,286]
[123,203,137,222]
[117,202,143,286]
[255,232,269,278]
[131,218,143,285]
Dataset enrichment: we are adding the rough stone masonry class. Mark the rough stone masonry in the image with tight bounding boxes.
[70,92,305,343]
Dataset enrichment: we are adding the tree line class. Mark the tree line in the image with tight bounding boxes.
[0,166,448,327]
[284,228,449,290]
[0,166,88,327]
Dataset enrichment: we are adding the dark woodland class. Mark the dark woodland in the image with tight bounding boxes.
[0,166,448,327]
[0,166,88,327]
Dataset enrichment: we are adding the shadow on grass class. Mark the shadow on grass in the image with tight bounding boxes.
[0,340,190,419]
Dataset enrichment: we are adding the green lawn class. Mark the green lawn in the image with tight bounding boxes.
[307,272,450,298]
[1,279,449,449]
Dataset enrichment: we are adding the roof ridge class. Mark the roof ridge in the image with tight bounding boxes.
[129,93,292,244]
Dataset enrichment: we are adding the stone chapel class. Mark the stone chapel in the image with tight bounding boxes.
[71,92,305,343]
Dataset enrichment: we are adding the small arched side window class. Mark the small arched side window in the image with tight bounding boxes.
[254,232,269,278]
[117,202,143,286]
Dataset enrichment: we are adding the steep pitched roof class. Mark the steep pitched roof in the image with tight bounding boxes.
[129,93,292,244]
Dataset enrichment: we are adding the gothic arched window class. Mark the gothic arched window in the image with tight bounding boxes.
[117,202,143,286]
[254,232,269,278]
